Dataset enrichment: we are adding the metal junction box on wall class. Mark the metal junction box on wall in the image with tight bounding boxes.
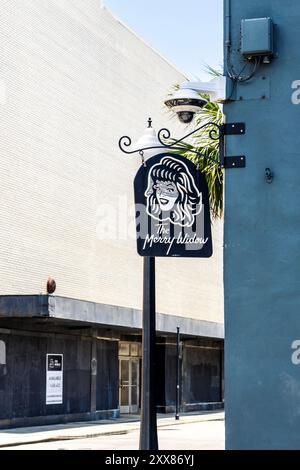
[241,17,274,57]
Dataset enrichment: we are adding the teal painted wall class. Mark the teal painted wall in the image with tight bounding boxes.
[224,0,300,449]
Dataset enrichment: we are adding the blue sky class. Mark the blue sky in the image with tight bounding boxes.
[103,0,223,80]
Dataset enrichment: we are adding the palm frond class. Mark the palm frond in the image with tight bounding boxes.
[203,64,223,77]
[166,91,224,219]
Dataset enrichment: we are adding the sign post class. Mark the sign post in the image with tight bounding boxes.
[134,152,212,450]
[119,119,245,449]
[175,326,181,421]
[139,256,158,450]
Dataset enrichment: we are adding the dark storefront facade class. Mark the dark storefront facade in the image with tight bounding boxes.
[0,295,223,429]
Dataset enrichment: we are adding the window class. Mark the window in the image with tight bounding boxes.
[119,343,130,356]
[119,342,141,357]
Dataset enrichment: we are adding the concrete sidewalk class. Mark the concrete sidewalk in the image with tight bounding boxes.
[0,410,224,448]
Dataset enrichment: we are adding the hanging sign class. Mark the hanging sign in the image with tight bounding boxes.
[134,153,212,257]
[46,354,63,405]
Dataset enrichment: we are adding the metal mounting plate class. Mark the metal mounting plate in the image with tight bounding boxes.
[223,123,246,135]
[223,156,246,168]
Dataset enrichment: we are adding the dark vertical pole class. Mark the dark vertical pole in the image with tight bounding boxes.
[175,326,180,420]
[220,347,224,403]
[139,256,158,450]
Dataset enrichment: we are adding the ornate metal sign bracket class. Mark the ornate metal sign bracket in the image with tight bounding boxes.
[119,118,246,169]
[221,122,246,168]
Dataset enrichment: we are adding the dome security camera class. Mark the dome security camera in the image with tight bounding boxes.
[164,88,207,124]
[177,111,196,124]
[165,77,227,123]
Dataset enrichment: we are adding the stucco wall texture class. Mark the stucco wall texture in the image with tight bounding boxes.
[0,0,223,323]
[224,0,300,449]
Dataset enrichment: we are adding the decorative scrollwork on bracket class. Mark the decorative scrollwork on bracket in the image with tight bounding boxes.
[118,135,134,154]
[118,120,223,166]
[157,128,171,146]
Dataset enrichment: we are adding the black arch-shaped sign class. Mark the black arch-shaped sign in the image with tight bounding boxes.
[134,153,213,258]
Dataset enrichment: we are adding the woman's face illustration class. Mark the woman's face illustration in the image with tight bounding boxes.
[154,180,179,211]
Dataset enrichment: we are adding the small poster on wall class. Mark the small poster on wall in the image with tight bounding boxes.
[46,354,63,405]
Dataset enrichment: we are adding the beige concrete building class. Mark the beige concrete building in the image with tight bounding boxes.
[0,0,223,428]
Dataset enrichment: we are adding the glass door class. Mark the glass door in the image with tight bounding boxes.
[119,358,130,413]
[119,357,140,413]
[130,358,139,413]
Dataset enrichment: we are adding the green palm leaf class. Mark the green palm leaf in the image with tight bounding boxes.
[168,93,223,219]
